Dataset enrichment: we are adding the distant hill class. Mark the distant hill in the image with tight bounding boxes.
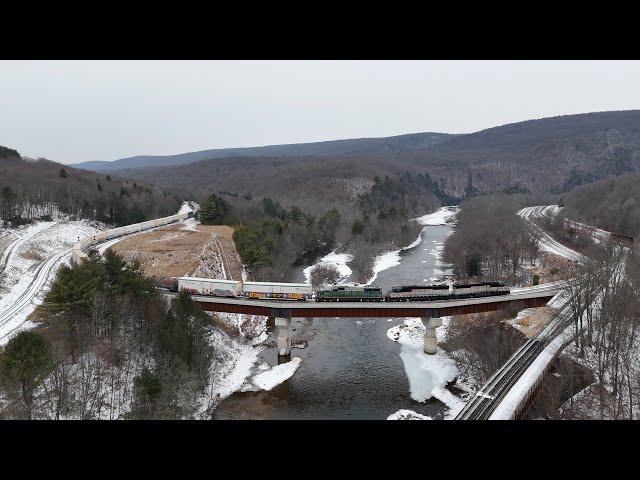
[71,132,457,172]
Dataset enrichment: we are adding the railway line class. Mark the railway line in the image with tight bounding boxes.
[0,222,57,277]
[518,206,586,262]
[0,203,197,345]
[455,302,571,420]
[456,205,602,420]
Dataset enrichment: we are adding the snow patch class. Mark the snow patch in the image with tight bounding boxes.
[365,250,402,285]
[304,250,354,284]
[414,206,459,226]
[387,409,432,420]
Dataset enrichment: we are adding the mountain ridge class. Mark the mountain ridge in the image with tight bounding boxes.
[72,131,458,172]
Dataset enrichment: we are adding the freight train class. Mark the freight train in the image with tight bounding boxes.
[175,276,509,302]
[71,202,196,265]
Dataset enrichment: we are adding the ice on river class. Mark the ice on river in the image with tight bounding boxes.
[387,409,432,420]
[251,357,302,391]
[387,318,465,419]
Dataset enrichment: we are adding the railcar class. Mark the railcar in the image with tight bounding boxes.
[156,276,179,293]
[178,277,242,297]
[242,281,312,301]
[386,284,451,301]
[316,285,384,302]
[451,281,509,299]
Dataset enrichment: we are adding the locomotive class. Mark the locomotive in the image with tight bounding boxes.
[315,281,509,302]
[175,277,510,302]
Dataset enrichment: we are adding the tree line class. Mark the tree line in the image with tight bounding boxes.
[1,149,181,228]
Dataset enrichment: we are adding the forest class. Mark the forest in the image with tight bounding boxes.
[443,194,539,283]
[0,250,214,419]
[0,147,181,227]
[561,173,640,238]
[560,242,640,419]
[196,172,437,283]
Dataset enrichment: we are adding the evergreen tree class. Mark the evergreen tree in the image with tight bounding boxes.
[199,193,228,225]
[0,331,53,419]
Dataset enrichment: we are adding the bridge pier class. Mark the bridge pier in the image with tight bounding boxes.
[275,316,292,360]
[421,317,442,355]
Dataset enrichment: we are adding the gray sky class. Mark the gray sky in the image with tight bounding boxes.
[1,60,640,164]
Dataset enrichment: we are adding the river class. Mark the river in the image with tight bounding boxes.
[214,220,456,419]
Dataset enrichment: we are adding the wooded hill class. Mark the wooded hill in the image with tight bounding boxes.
[84,110,640,210]
[72,132,456,172]
[0,147,181,227]
[561,172,640,238]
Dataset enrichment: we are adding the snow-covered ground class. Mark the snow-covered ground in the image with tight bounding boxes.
[0,219,103,345]
[195,313,304,417]
[303,251,354,285]
[414,205,459,226]
[518,206,585,262]
[365,250,402,286]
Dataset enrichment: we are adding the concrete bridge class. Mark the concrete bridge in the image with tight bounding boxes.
[189,284,559,359]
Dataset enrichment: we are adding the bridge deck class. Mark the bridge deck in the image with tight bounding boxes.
[190,289,559,317]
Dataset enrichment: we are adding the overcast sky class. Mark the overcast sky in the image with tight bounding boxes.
[1,60,640,164]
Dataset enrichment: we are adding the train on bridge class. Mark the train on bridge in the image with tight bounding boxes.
[173,276,510,302]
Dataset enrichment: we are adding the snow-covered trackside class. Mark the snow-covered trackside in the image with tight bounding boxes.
[0,220,103,345]
[518,206,585,262]
[489,323,573,420]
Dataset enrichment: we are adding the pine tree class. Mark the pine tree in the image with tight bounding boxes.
[199,194,228,225]
[0,331,54,419]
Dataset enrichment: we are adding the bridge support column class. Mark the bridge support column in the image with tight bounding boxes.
[275,316,292,360]
[421,317,442,355]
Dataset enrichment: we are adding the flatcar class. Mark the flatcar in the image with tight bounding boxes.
[242,281,312,301]
[316,285,384,302]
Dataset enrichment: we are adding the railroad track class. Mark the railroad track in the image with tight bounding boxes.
[0,222,182,344]
[455,304,571,420]
[0,222,57,278]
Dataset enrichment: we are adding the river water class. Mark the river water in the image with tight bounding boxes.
[215,223,455,420]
